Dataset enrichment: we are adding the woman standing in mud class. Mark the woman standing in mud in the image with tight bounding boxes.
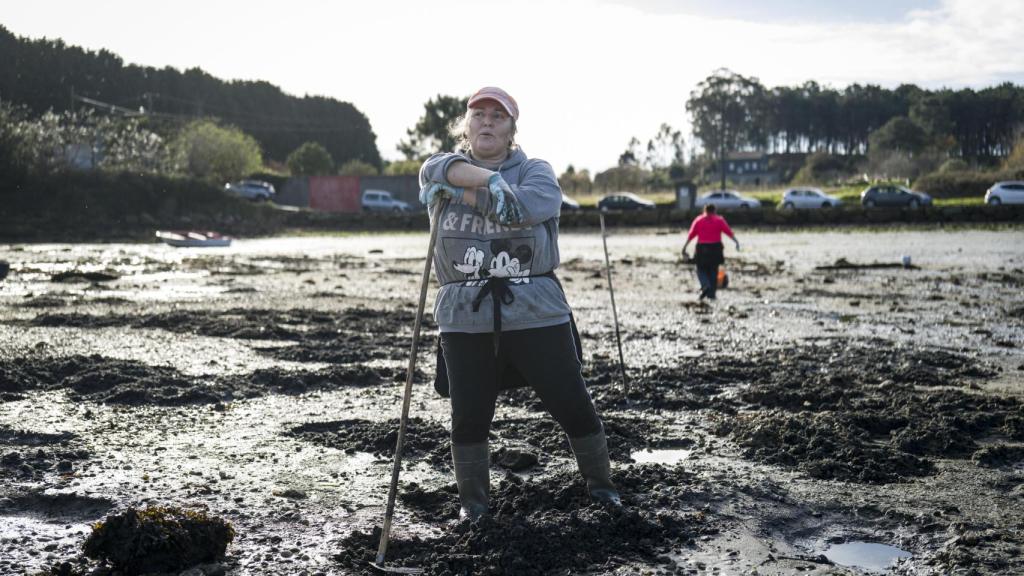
[418,86,619,521]
[681,203,740,300]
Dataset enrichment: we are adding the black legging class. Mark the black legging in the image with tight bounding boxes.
[441,322,603,445]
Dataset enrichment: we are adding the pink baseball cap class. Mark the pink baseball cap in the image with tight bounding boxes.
[468,86,519,121]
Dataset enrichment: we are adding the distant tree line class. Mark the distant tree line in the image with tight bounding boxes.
[688,69,1024,162]
[0,25,381,168]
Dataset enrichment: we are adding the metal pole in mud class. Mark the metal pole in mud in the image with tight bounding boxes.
[599,213,629,396]
[373,202,442,574]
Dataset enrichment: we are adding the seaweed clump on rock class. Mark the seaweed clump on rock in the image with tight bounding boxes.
[83,506,234,575]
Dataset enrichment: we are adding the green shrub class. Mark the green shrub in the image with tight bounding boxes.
[792,152,864,184]
[937,158,969,173]
[286,141,334,176]
[171,120,262,184]
[913,171,999,198]
[338,158,379,176]
[383,159,422,176]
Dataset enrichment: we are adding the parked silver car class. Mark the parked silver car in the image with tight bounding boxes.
[225,180,275,201]
[778,187,842,210]
[362,189,411,212]
[985,181,1024,205]
[695,190,762,210]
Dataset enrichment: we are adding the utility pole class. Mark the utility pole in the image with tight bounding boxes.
[719,123,727,191]
[718,100,727,191]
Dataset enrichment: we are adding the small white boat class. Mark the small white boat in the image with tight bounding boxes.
[155,230,232,248]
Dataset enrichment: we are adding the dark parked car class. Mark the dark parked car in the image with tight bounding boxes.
[597,192,656,211]
[860,185,932,209]
[560,193,581,212]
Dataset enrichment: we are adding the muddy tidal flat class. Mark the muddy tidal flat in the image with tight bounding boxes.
[1,227,1023,576]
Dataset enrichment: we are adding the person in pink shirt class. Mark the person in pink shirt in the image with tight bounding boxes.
[681,203,740,300]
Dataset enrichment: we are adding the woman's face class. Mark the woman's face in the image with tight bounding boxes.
[467,101,513,161]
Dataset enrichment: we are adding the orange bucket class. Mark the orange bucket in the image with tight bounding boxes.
[716,266,729,289]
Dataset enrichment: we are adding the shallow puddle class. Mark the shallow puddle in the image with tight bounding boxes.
[823,541,912,572]
[630,448,692,465]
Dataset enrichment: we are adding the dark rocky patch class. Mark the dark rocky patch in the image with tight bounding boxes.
[51,271,119,283]
[27,306,435,364]
[502,360,738,414]
[713,342,1019,483]
[972,445,1024,468]
[17,295,69,308]
[0,491,113,520]
[339,464,713,575]
[490,414,688,462]
[717,411,935,483]
[0,426,77,446]
[1,426,91,481]
[82,506,234,575]
[928,527,1023,574]
[492,447,539,471]
[287,418,450,463]
[1,354,407,405]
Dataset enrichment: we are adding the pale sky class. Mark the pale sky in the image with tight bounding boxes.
[4,0,1023,174]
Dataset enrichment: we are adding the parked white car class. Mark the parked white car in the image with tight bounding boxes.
[778,187,842,210]
[225,180,275,201]
[985,181,1024,205]
[695,190,762,210]
[362,189,411,212]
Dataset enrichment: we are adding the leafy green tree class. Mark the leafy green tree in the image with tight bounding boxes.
[0,25,381,168]
[0,102,32,180]
[286,141,334,176]
[686,69,767,188]
[398,94,468,160]
[338,158,379,176]
[868,117,929,155]
[0,105,168,177]
[645,123,684,171]
[1004,136,1024,172]
[172,120,262,184]
[618,137,641,167]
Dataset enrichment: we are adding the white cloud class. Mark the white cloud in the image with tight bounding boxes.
[2,0,1022,175]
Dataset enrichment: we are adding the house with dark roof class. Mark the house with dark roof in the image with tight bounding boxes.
[719,151,780,186]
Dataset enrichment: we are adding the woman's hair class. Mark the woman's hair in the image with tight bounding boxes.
[448,113,518,152]
[704,203,717,214]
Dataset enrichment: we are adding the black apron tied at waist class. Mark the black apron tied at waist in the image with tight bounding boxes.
[470,276,515,350]
[694,242,725,268]
[466,271,555,354]
[432,270,583,398]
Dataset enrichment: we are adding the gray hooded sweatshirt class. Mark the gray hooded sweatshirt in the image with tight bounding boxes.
[420,148,570,333]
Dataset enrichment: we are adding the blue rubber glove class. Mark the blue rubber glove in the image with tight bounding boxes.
[487,173,523,225]
[733,238,741,251]
[419,182,464,206]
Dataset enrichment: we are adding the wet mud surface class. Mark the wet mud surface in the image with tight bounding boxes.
[1,230,1023,575]
[23,307,433,365]
[1,354,409,405]
[339,465,713,575]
